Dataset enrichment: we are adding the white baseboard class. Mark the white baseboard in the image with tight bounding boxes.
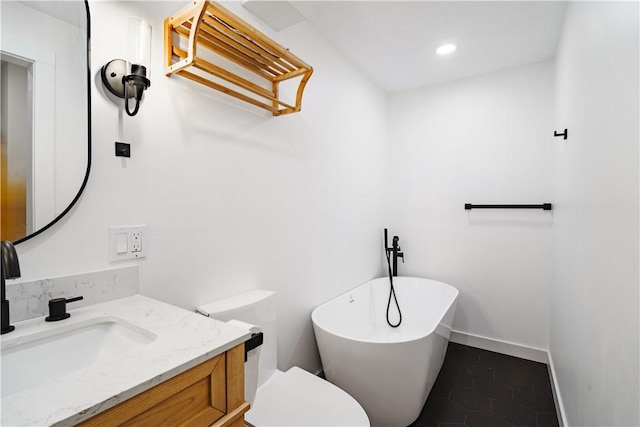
[547,352,569,427]
[449,330,567,426]
[450,330,548,363]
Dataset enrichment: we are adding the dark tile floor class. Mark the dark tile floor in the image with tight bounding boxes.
[409,342,560,427]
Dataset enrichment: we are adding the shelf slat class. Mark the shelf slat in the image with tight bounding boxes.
[178,69,278,114]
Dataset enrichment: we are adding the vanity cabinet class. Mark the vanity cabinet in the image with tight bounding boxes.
[77,344,249,427]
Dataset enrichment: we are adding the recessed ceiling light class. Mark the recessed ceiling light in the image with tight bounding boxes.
[436,44,457,56]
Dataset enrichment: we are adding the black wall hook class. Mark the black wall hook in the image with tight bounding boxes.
[554,129,568,140]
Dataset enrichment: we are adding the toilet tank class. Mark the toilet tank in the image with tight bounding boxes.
[197,290,277,388]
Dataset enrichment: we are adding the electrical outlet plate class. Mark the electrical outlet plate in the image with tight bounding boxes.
[109,225,146,261]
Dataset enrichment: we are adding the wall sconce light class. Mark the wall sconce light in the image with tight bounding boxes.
[101,17,151,116]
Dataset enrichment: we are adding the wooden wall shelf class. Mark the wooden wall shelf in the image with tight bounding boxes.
[164,1,313,116]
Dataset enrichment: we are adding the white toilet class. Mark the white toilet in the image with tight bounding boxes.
[197,290,370,427]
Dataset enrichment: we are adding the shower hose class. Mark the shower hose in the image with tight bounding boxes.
[385,249,402,328]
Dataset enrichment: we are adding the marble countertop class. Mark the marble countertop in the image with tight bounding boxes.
[0,295,251,426]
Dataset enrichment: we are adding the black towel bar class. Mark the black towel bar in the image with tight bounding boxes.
[465,203,552,211]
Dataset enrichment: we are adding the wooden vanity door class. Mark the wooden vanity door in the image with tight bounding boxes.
[77,344,249,427]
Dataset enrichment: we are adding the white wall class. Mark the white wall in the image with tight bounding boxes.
[388,62,554,351]
[551,2,639,426]
[14,0,388,373]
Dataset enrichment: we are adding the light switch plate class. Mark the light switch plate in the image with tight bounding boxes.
[109,225,147,261]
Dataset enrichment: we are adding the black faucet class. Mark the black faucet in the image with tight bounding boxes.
[384,229,404,277]
[1,241,21,334]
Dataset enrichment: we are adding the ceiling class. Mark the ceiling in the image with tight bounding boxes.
[17,1,87,29]
[250,1,568,93]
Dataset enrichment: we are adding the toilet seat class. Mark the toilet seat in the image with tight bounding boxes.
[246,367,369,427]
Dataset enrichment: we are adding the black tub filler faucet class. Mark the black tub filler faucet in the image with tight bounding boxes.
[384,229,404,277]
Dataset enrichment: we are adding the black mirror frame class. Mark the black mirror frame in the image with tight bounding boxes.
[14,0,92,245]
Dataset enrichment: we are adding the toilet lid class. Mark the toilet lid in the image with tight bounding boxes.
[246,367,370,427]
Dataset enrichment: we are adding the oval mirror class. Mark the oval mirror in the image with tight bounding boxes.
[1,0,90,244]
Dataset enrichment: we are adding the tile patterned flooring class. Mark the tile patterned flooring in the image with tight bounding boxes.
[409,342,560,427]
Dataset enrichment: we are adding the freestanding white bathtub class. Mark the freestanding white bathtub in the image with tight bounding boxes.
[312,277,458,427]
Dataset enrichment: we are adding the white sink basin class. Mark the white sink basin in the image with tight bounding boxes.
[1,295,251,427]
[1,316,157,397]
